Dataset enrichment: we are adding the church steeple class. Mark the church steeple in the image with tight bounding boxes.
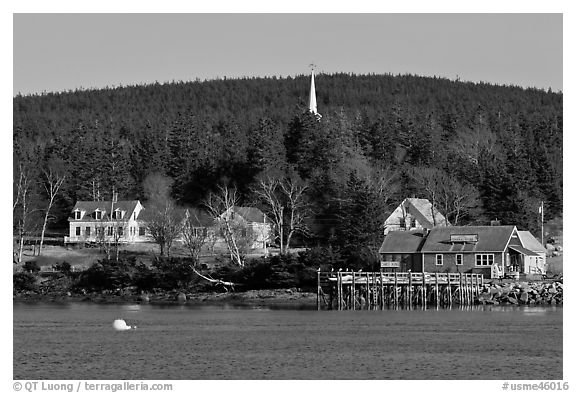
[308,64,321,118]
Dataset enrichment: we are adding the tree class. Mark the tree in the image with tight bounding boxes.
[142,173,182,257]
[38,168,66,255]
[252,173,311,254]
[412,166,481,225]
[146,199,183,257]
[337,168,398,269]
[204,186,255,267]
[411,167,446,226]
[181,209,207,266]
[13,161,42,264]
[438,179,481,225]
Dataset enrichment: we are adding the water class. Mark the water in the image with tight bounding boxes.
[13,302,562,380]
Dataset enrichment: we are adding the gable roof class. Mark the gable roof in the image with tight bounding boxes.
[379,230,427,254]
[420,225,516,253]
[70,200,140,222]
[404,198,449,227]
[518,231,547,253]
[231,206,267,223]
[184,208,215,227]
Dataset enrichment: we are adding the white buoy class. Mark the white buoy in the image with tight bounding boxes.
[113,319,136,331]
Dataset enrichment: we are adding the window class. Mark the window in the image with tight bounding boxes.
[410,219,417,228]
[74,210,81,220]
[435,254,443,265]
[75,227,81,236]
[107,227,113,236]
[95,210,102,220]
[112,210,124,220]
[455,254,463,265]
[118,226,124,236]
[86,227,91,236]
[139,227,146,236]
[475,254,494,266]
[399,218,406,229]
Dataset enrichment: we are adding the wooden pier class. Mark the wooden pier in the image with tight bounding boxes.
[316,269,484,310]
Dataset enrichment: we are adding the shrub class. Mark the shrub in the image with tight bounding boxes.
[14,272,37,291]
[53,261,72,275]
[74,257,138,291]
[23,261,40,274]
[151,257,198,290]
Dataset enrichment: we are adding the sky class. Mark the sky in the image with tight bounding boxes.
[13,13,562,96]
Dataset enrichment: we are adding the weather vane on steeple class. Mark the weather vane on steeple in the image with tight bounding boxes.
[308,63,321,118]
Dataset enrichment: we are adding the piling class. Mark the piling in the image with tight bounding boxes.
[317,268,321,311]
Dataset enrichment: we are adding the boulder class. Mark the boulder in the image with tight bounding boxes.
[479,292,492,302]
[519,292,529,304]
[176,292,187,303]
[507,296,518,305]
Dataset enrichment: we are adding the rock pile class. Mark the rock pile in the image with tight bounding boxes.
[477,281,563,305]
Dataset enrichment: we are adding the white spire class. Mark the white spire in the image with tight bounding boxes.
[308,65,321,118]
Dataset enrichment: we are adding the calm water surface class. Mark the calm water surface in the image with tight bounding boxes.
[13,302,562,379]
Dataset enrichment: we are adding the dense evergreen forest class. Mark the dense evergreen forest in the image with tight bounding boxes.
[13,72,563,252]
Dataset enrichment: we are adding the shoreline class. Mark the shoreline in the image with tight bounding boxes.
[12,288,318,307]
[13,279,563,308]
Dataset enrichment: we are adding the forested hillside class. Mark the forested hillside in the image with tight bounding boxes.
[13,73,563,249]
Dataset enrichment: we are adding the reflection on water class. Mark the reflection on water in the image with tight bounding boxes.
[13,302,562,380]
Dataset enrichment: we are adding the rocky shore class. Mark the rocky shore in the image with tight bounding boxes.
[13,287,318,307]
[478,280,563,305]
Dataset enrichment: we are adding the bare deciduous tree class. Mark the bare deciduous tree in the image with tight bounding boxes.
[14,164,33,264]
[38,169,66,255]
[204,186,255,267]
[253,175,311,254]
[413,167,480,225]
[146,199,182,257]
[182,209,207,266]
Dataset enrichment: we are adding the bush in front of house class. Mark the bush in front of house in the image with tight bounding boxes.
[53,261,72,275]
[149,257,199,290]
[74,257,138,291]
[209,252,318,291]
[23,260,40,274]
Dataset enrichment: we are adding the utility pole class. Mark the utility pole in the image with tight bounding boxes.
[540,201,544,245]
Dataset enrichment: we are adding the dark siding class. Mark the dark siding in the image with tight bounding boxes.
[422,252,503,277]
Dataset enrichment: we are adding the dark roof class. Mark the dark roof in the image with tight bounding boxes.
[136,207,154,222]
[137,206,214,226]
[69,200,140,222]
[184,208,215,227]
[420,226,516,253]
[379,230,427,254]
[232,206,267,223]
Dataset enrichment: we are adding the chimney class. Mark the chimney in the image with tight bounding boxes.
[112,191,118,203]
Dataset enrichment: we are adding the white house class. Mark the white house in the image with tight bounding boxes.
[384,198,449,235]
[517,230,548,275]
[218,206,273,249]
[65,199,147,244]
